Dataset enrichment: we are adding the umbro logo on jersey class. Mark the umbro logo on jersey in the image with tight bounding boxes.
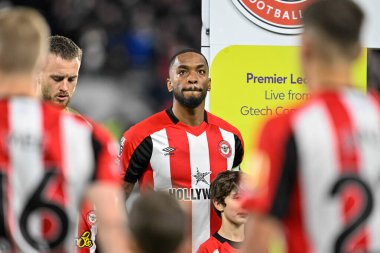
[163,146,176,156]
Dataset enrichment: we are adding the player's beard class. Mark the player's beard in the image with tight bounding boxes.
[41,88,70,108]
[173,87,207,109]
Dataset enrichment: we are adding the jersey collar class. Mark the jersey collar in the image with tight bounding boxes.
[166,107,208,124]
[214,232,242,249]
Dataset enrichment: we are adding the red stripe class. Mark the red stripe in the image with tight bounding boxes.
[0,101,10,171]
[42,104,66,248]
[323,93,368,252]
[206,125,226,235]
[0,101,15,252]
[166,127,193,240]
[77,201,94,253]
[0,101,10,174]
[369,92,380,115]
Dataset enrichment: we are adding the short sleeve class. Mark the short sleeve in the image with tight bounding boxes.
[118,132,153,183]
[232,133,244,169]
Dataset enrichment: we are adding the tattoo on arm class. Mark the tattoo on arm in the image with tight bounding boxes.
[123,182,135,200]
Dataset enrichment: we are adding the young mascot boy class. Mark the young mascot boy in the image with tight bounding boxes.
[197,171,247,253]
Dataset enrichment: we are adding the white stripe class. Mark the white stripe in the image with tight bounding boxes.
[187,132,211,253]
[61,114,94,252]
[151,129,172,190]
[90,224,97,253]
[9,98,42,253]
[213,250,219,253]
[219,128,235,170]
[293,102,341,253]
[341,90,380,251]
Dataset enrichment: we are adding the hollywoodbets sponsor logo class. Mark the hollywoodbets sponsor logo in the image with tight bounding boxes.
[169,188,210,201]
[232,0,312,35]
[76,231,93,248]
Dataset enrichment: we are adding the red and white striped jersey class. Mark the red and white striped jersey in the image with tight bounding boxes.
[64,108,97,253]
[244,89,380,253]
[197,233,241,253]
[119,108,244,252]
[75,201,96,253]
[0,98,119,253]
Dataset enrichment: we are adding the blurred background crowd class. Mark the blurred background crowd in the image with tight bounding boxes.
[1,0,202,138]
[1,0,380,140]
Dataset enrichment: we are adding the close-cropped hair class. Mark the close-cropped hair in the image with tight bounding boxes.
[0,7,50,73]
[303,0,364,59]
[49,35,82,61]
[129,191,187,253]
[210,170,241,217]
[168,48,209,70]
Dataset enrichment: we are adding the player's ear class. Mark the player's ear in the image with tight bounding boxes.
[207,78,211,91]
[301,32,314,64]
[167,78,173,92]
[213,200,224,213]
[351,42,361,61]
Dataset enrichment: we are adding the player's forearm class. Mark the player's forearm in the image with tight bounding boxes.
[97,223,130,253]
[87,183,130,253]
[241,214,282,253]
[97,200,130,253]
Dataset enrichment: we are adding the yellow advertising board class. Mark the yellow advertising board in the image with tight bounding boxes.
[210,45,367,169]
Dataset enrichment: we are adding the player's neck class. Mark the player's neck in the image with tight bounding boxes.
[218,218,244,242]
[308,61,354,92]
[172,102,205,126]
[0,72,38,99]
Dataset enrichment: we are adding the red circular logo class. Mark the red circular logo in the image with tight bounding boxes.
[232,0,312,35]
[218,140,232,158]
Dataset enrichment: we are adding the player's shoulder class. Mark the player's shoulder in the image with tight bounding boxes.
[122,110,173,142]
[42,102,87,130]
[197,235,221,253]
[45,103,112,142]
[63,112,96,136]
[41,100,62,115]
[42,102,88,126]
[206,111,241,136]
[260,107,300,141]
[90,120,115,144]
[261,96,324,137]
[287,90,359,123]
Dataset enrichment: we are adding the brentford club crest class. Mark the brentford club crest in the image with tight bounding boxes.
[86,211,97,226]
[218,140,232,158]
[232,0,312,35]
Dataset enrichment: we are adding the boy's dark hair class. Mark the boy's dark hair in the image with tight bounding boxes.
[210,170,241,217]
[168,48,209,70]
[49,35,82,61]
[303,0,364,59]
[129,191,187,253]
